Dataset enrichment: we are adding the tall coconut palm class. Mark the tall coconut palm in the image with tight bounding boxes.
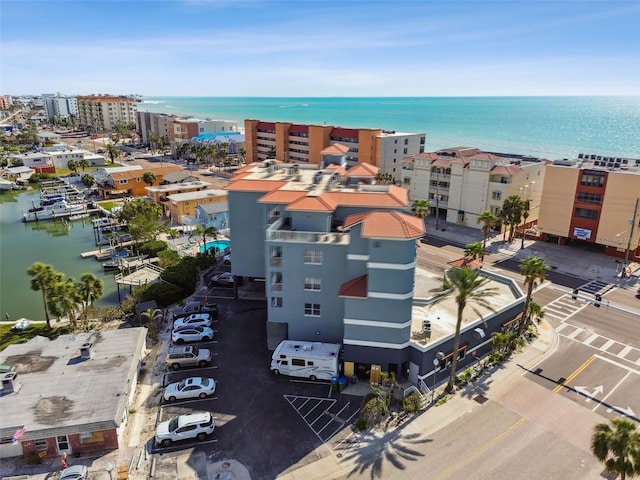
[430,267,498,393]
[502,195,525,243]
[477,211,498,261]
[591,417,640,480]
[79,273,104,322]
[411,199,430,219]
[190,225,219,255]
[518,256,549,336]
[105,143,122,165]
[27,262,62,329]
[48,279,83,327]
[527,301,545,329]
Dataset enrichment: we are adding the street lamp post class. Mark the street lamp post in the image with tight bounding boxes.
[432,351,444,404]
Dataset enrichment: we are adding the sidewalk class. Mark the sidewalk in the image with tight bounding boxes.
[276,317,558,480]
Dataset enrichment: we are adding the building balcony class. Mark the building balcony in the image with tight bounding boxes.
[271,256,282,267]
[271,282,283,292]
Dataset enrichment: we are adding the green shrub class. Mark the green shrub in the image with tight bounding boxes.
[361,395,388,428]
[139,240,168,257]
[402,392,422,413]
[354,417,367,432]
[138,282,184,307]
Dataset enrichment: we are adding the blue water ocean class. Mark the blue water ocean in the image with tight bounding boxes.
[139,96,640,160]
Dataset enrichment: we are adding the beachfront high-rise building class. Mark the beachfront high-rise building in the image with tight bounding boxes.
[243,120,425,182]
[537,154,640,263]
[402,147,547,233]
[224,157,526,385]
[43,96,78,121]
[77,94,138,133]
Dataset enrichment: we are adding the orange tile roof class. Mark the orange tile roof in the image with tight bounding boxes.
[491,164,523,175]
[258,190,308,204]
[326,164,347,176]
[321,143,350,155]
[432,158,454,167]
[343,210,425,239]
[286,193,337,212]
[325,187,407,208]
[347,163,379,177]
[224,179,288,192]
[338,274,368,298]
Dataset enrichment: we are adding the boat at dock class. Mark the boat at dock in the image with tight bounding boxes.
[95,247,130,262]
[22,200,88,222]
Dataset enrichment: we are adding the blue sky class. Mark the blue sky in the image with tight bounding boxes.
[1,0,639,97]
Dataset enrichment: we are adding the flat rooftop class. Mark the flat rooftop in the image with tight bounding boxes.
[0,328,147,439]
[410,266,522,348]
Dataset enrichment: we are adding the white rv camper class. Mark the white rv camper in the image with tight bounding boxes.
[270,341,341,380]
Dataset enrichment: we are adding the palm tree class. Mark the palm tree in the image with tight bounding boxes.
[464,242,484,261]
[27,262,62,329]
[67,159,79,175]
[411,199,430,219]
[430,267,498,393]
[518,256,549,336]
[591,418,640,480]
[527,301,545,330]
[79,273,103,322]
[477,211,498,261]
[502,195,525,243]
[49,279,84,328]
[190,225,219,255]
[105,143,122,165]
[78,158,90,171]
[143,171,157,187]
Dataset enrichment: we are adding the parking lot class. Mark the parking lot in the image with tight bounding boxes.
[150,281,364,480]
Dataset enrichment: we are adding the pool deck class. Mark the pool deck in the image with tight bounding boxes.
[164,234,230,257]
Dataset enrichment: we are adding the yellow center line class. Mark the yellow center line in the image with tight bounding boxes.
[552,355,595,393]
[432,417,526,478]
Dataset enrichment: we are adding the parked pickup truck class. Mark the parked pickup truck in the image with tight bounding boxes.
[173,301,218,319]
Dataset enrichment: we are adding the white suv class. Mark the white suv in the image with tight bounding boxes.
[155,411,215,447]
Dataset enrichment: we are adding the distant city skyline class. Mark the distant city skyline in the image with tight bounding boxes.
[2,0,639,97]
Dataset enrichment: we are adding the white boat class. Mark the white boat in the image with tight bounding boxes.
[0,179,16,191]
[22,200,87,222]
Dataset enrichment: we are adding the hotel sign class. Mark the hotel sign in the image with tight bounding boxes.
[573,227,592,240]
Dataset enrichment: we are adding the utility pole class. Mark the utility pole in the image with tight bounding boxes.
[624,197,640,267]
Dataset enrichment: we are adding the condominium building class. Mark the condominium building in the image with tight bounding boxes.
[225,155,525,385]
[77,94,138,133]
[136,111,240,147]
[243,120,425,180]
[402,147,547,231]
[43,96,78,120]
[538,154,640,262]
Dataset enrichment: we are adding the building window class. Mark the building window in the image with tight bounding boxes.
[304,303,321,316]
[576,192,602,204]
[492,191,501,200]
[304,250,323,264]
[304,277,321,291]
[403,148,408,154]
[34,439,48,452]
[404,139,408,145]
[80,431,105,444]
[580,172,604,187]
[271,297,282,308]
[575,208,598,220]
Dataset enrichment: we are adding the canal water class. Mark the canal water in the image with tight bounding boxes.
[0,189,120,322]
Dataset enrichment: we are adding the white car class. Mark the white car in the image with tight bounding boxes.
[60,465,88,480]
[222,253,231,265]
[164,376,216,402]
[173,313,212,329]
[172,325,214,344]
[155,411,215,447]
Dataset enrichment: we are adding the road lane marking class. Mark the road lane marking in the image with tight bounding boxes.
[618,345,632,358]
[599,339,615,352]
[432,417,526,478]
[553,355,595,393]
[594,354,640,375]
[593,371,631,413]
[567,327,584,340]
[583,333,599,346]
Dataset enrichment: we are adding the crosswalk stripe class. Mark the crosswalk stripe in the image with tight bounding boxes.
[567,328,584,339]
[618,345,633,358]
[599,339,615,352]
[584,333,600,346]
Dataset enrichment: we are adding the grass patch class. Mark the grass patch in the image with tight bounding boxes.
[98,200,123,212]
[0,322,74,352]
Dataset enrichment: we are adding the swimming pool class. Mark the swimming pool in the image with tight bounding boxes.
[199,239,230,254]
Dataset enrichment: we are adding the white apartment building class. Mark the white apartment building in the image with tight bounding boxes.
[77,94,138,133]
[43,96,79,120]
[402,147,547,229]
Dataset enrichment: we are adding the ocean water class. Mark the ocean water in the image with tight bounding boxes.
[138,96,640,160]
